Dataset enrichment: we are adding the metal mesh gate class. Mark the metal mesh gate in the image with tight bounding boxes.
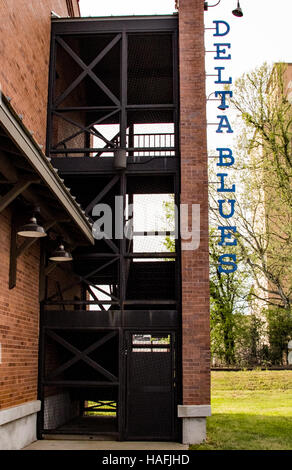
[125,333,176,440]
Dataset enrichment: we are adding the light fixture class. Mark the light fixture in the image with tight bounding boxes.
[217,103,227,111]
[113,148,127,170]
[207,92,229,111]
[17,211,47,238]
[204,0,243,17]
[204,0,221,10]
[206,91,228,111]
[49,242,73,262]
[232,1,243,17]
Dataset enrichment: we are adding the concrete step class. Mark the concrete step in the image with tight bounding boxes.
[42,433,117,441]
[24,440,188,450]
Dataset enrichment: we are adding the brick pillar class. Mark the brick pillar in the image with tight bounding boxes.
[177,0,211,444]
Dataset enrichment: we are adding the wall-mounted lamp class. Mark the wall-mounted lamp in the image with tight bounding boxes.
[207,92,229,111]
[232,1,243,17]
[49,242,73,262]
[17,208,47,238]
[204,0,221,10]
[204,0,243,17]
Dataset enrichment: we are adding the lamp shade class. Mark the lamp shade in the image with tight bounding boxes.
[17,216,47,238]
[232,1,243,17]
[49,243,72,262]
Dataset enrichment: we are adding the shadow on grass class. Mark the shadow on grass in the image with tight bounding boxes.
[190,413,292,450]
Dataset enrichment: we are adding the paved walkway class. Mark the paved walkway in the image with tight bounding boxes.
[23,440,188,450]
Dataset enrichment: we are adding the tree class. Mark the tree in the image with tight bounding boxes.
[165,62,292,364]
[209,229,252,365]
[265,307,292,364]
[231,63,292,210]
[163,197,252,365]
[208,63,292,364]
[162,197,176,252]
[221,63,292,314]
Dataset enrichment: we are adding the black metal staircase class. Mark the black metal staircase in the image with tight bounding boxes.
[40,15,181,441]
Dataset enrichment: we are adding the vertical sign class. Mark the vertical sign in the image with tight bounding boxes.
[210,20,237,273]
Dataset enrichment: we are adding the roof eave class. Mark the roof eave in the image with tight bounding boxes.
[0,96,94,245]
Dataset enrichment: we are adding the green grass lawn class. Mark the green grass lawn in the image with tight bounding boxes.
[190,370,292,450]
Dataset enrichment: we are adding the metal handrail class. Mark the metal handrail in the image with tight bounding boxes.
[52,132,176,156]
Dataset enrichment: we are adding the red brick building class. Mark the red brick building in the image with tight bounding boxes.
[0,0,210,449]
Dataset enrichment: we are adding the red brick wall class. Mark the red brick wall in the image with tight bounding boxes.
[0,209,40,409]
[0,0,80,410]
[66,0,80,17]
[0,211,81,409]
[0,0,80,148]
[179,0,210,405]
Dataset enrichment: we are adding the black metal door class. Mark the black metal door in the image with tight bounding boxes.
[124,332,176,441]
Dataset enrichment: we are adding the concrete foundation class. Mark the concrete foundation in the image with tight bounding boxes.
[178,405,211,445]
[0,400,41,450]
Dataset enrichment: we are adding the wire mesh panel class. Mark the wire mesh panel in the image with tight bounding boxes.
[125,333,175,440]
[41,329,120,435]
